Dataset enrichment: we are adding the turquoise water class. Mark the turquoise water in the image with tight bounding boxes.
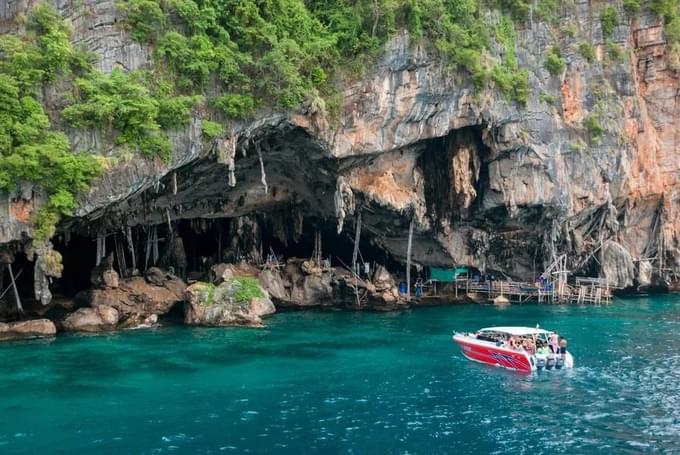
[1,296,679,454]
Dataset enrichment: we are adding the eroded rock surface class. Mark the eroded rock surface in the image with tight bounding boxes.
[0,319,56,341]
[62,305,119,333]
[74,269,185,329]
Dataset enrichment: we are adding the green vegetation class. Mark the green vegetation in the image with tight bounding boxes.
[213,94,255,120]
[63,69,174,160]
[539,92,557,106]
[233,277,265,302]
[201,120,224,139]
[534,0,558,23]
[544,46,565,75]
[0,4,101,240]
[195,282,217,305]
[116,0,530,105]
[585,114,603,143]
[606,42,624,61]
[579,42,596,62]
[623,0,641,15]
[569,139,587,153]
[563,24,578,38]
[195,276,264,306]
[490,16,529,104]
[649,0,680,67]
[650,0,680,23]
[600,6,618,39]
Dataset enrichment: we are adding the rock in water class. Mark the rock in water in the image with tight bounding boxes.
[62,306,119,332]
[493,295,510,306]
[373,265,395,292]
[637,260,653,287]
[0,319,56,341]
[75,270,186,329]
[209,263,234,283]
[184,277,275,326]
[601,241,635,289]
[258,269,289,302]
[302,275,333,305]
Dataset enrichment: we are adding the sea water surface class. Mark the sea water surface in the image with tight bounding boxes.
[1,295,679,454]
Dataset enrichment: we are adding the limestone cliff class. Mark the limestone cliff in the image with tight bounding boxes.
[0,0,678,296]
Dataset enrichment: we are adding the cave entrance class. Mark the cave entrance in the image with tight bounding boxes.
[176,219,221,275]
[418,125,490,224]
[170,213,399,279]
[53,233,97,297]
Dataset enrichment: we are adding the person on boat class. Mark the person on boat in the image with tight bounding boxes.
[559,338,568,354]
[549,333,559,353]
[537,343,549,356]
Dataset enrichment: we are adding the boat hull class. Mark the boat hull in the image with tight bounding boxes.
[453,334,534,373]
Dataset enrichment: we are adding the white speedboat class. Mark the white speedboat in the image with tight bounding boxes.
[453,326,574,373]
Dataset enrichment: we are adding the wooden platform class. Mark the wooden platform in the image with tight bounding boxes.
[450,279,611,305]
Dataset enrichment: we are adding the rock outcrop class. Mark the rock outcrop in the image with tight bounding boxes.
[72,268,185,330]
[0,319,56,341]
[62,306,119,333]
[601,241,636,289]
[184,272,275,326]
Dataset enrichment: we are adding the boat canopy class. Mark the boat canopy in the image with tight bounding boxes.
[479,326,553,336]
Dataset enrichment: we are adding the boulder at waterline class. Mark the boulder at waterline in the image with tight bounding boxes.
[184,276,275,327]
[0,319,56,341]
[61,306,119,333]
[75,269,185,328]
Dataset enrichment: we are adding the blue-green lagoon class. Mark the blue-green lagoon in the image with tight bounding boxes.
[1,295,679,453]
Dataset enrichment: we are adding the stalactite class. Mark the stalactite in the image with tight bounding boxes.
[217,136,238,187]
[96,230,106,266]
[126,227,137,272]
[288,207,301,243]
[171,172,178,195]
[152,226,159,265]
[33,241,62,306]
[256,142,268,194]
[334,176,355,234]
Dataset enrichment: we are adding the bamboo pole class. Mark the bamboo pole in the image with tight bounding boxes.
[352,211,362,275]
[8,263,22,313]
[0,268,22,301]
[406,218,414,299]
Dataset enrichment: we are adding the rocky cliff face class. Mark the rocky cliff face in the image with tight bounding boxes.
[1,0,679,294]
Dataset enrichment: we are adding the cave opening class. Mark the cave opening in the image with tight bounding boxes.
[171,214,399,278]
[418,124,491,225]
[54,233,97,297]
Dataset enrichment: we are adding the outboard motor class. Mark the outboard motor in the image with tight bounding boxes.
[555,355,565,369]
[546,355,555,369]
[536,356,546,369]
